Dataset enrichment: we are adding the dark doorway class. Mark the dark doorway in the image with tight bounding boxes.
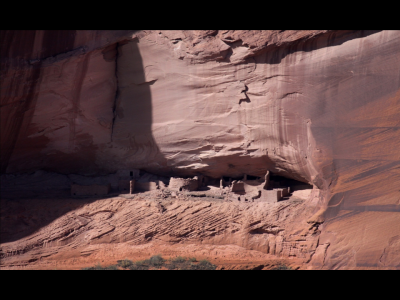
[269,173,312,191]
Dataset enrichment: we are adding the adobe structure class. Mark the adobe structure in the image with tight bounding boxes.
[179,170,292,203]
[69,168,291,202]
[117,169,139,193]
[135,181,159,192]
[169,176,200,192]
[224,171,290,203]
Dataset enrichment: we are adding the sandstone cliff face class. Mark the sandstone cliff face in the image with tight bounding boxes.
[1,30,400,269]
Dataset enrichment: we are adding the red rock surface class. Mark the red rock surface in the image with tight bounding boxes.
[1,30,400,269]
[0,190,316,270]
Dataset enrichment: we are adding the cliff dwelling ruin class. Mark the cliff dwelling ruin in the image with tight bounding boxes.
[69,168,313,204]
[1,30,399,270]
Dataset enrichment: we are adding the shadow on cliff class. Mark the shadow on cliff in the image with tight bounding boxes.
[0,30,77,174]
[0,193,123,244]
[109,38,168,175]
[0,31,168,244]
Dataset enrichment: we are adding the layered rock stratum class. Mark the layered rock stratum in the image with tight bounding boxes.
[1,30,399,269]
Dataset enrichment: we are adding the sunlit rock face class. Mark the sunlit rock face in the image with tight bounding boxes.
[1,30,400,269]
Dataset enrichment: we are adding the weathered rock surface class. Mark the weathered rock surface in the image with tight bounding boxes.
[0,191,319,269]
[1,30,400,269]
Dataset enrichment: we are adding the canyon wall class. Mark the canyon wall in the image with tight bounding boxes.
[1,30,399,269]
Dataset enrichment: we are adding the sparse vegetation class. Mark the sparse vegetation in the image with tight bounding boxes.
[82,263,119,270]
[271,263,293,270]
[81,255,216,270]
[190,259,217,270]
[172,256,186,264]
[163,257,216,270]
[149,254,165,268]
[117,259,134,269]
[128,261,149,270]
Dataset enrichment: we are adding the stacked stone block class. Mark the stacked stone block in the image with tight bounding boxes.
[169,177,199,192]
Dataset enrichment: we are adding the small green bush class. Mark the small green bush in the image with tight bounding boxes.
[117,259,134,269]
[129,263,149,270]
[166,263,177,270]
[191,259,216,270]
[85,263,104,270]
[104,265,119,270]
[172,256,186,264]
[164,257,195,270]
[271,264,293,270]
[149,255,165,268]
[82,263,119,270]
[82,255,217,270]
